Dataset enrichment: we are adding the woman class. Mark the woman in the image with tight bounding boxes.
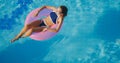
[11,5,68,43]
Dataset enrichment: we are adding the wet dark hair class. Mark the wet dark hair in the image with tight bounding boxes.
[60,5,68,17]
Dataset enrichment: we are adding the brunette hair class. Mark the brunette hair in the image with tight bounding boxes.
[60,5,68,17]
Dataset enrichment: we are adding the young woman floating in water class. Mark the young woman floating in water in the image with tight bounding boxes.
[11,5,68,43]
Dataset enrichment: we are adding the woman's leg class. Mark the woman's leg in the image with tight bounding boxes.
[22,26,46,38]
[11,20,42,43]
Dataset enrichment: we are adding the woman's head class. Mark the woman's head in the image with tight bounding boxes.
[57,5,68,17]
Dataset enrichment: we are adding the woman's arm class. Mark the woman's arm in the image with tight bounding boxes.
[39,6,56,11]
[34,6,46,16]
[44,6,57,11]
[35,6,57,16]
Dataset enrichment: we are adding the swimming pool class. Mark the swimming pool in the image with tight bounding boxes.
[0,0,120,63]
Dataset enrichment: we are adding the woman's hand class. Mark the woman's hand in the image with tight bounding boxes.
[34,11,39,17]
[34,6,46,17]
[42,28,48,32]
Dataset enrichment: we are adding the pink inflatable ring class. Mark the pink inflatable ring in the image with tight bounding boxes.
[25,8,60,40]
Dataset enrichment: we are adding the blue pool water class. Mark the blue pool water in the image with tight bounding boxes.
[0,0,120,63]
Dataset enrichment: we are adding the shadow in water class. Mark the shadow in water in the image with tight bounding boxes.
[94,9,120,42]
[0,34,65,63]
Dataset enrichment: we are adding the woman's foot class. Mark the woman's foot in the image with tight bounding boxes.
[11,37,20,43]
